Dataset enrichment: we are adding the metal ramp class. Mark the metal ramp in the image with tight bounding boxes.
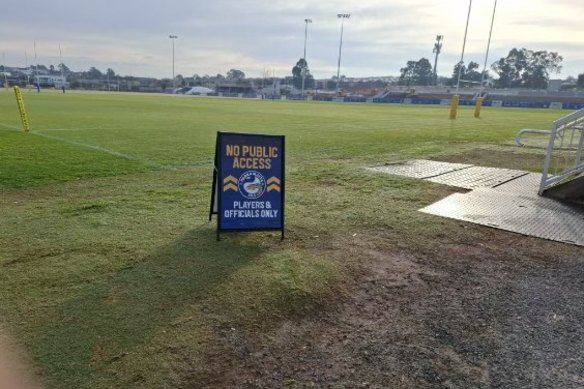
[369,160,584,247]
[420,185,584,247]
[540,108,584,196]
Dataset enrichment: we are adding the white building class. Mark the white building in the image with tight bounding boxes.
[33,75,68,88]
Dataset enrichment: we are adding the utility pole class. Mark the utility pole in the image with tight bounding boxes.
[432,35,443,86]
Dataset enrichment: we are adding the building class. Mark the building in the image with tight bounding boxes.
[33,75,68,88]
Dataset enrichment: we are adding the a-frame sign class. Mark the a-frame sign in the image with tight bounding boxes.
[210,132,285,240]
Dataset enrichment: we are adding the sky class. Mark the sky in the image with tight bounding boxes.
[1,0,583,80]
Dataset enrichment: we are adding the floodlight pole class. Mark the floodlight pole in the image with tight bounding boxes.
[2,51,6,88]
[480,0,498,89]
[456,0,472,93]
[336,13,350,95]
[433,35,443,86]
[33,40,38,91]
[301,18,312,98]
[25,50,30,86]
[59,44,64,78]
[169,35,178,90]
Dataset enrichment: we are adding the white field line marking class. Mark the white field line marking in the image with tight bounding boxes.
[0,122,23,131]
[39,128,86,132]
[0,121,157,165]
[31,130,155,164]
[2,122,204,171]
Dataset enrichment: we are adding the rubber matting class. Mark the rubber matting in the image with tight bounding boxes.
[493,173,543,195]
[426,166,528,190]
[368,160,472,179]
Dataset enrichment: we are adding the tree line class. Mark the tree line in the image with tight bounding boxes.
[4,48,583,91]
[396,48,572,89]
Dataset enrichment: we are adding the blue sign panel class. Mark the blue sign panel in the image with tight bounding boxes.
[210,132,285,239]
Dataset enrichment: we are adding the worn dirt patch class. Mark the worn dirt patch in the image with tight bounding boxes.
[170,232,584,389]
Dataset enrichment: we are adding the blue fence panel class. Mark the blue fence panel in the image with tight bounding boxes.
[411,98,441,105]
[233,93,584,110]
[372,98,404,104]
[344,96,367,103]
[314,96,333,102]
[563,102,584,110]
[502,101,549,108]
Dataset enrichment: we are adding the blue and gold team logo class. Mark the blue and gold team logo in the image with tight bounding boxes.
[238,170,267,200]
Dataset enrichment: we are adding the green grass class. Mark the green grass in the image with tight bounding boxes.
[0,90,573,388]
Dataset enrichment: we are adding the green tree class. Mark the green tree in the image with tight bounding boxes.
[226,69,245,81]
[449,61,488,86]
[449,62,464,86]
[58,63,71,75]
[106,68,116,78]
[291,58,315,90]
[413,58,433,85]
[175,74,185,87]
[33,64,49,72]
[398,58,433,86]
[465,61,482,83]
[491,48,562,89]
[398,60,417,86]
[87,67,103,79]
[578,74,584,89]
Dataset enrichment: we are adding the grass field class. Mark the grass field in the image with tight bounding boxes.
[1,90,581,388]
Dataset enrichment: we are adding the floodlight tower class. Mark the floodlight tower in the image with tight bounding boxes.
[335,13,350,94]
[432,35,443,86]
[301,18,312,97]
[169,34,178,90]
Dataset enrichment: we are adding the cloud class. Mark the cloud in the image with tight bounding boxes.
[1,0,582,78]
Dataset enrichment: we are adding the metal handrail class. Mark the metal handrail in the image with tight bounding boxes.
[540,108,584,195]
[515,129,551,147]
